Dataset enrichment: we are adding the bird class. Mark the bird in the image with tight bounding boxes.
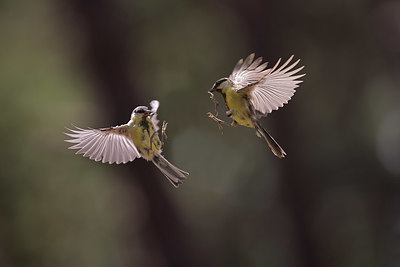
[64,100,189,187]
[208,53,305,158]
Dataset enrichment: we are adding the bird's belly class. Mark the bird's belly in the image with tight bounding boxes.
[225,91,254,128]
[231,111,254,127]
[129,126,162,161]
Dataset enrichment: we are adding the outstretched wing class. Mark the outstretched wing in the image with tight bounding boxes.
[230,54,305,116]
[150,100,160,132]
[65,125,141,164]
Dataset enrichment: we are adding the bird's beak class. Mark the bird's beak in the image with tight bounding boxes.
[209,87,215,92]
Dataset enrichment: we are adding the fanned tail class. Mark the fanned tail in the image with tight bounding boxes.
[254,122,286,159]
[152,154,189,187]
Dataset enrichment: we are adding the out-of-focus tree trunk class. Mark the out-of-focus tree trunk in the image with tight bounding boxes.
[61,1,198,266]
[229,2,318,267]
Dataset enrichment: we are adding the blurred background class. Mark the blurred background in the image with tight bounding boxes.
[0,0,399,266]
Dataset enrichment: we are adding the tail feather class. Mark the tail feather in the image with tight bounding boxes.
[152,154,189,187]
[254,122,287,159]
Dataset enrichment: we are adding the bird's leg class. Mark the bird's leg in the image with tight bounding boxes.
[208,91,219,116]
[207,112,229,125]
[207,112,236,133]
[161,121,168,144]
[231,120,237,128]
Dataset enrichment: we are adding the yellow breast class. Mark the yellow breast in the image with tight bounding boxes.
[129,117,162,161]
[223,87,254,128]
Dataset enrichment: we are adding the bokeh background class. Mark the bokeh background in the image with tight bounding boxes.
[1,0,400,266]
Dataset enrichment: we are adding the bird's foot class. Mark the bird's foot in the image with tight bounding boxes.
[208,112,231,133]
[161,121,168,144]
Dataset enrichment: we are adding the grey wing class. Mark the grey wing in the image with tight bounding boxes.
[237,55,305,116]
[150,100,160,132]
[64,125,141,164]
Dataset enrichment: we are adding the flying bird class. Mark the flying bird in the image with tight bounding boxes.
[208,53,305,158]
[65,100,189,187]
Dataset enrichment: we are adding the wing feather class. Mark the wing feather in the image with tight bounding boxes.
[150,100,160,132]
[240,53,255,71]
[229,53,269,87]
[233,58,244,73]
[65,125,141,164]
[92,133,107,161]
[248,57,262,70]
[114,135,121,164]
[103,133,114,163]
[231,54,305,116]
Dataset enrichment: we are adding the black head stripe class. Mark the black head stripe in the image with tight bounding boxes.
[133,106,149,114]
[213,78,228,89]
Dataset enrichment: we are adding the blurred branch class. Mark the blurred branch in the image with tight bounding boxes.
[61,1,197,266]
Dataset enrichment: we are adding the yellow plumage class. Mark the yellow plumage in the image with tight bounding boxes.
[223,86,254,128]
[129,115,162,161]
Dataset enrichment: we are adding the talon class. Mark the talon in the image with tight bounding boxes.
[162,121,168,143]
[207,113,229,125]
[207,112,233,133]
